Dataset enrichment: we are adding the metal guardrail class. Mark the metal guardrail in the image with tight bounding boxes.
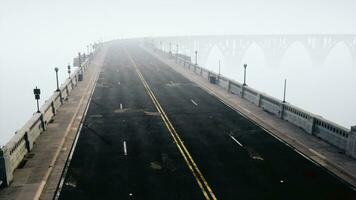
[155,48,356,159]
[0,54,93,187]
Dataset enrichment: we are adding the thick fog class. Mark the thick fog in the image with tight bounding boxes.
[0,0,355,144]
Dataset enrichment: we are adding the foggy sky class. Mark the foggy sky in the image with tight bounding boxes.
[0,0,356,144]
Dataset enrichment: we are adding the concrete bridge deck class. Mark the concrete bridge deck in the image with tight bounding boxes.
[56,41,354,199]
[1,40,355,200]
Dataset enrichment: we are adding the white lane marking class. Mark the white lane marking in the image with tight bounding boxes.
[170,81,174,84]
[116,69,120,73]
[308,148,326,160]
[123,141,127,156]
[118,81,121,85]
[191,99,198,106]
[120,103,123,110]
[229,134,243,147]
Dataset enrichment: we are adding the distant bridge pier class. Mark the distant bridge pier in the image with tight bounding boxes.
[155,35,356,69]
[345,38,356,67]
[256,38,292,68]
[304,37,340,68]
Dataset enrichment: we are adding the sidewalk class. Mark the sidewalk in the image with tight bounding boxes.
[0,46,106,200]
[144,47,356,189]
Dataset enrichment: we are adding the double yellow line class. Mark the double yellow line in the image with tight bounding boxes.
[124,47,217,200]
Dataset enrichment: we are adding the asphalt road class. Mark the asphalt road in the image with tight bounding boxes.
[58,41,356,200]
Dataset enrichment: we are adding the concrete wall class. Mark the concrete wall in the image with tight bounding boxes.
[0,52,94,186]
[164,50,356,159]
[347,126,356,158]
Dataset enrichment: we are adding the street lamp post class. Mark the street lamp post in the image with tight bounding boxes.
[283,79,287,103]
[218,59,221,76]
[243,64,247,86]
[176,44,179,62]
[78,52,81,67]
[195,51,198,66]
[67,64,71,78]
[54,67,60,91]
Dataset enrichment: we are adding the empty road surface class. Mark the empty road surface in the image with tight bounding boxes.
[57,41,356,200]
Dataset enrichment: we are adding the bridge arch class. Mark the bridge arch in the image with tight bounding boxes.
[205,44,224,73]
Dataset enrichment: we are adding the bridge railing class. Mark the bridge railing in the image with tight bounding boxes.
[156,48,356,159]
[0,51,95,187]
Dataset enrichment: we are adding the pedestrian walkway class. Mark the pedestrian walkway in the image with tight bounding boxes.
[0,47,106,200]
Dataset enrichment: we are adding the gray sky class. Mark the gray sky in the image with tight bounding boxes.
[0,0,355,144]
[1,0,356,40]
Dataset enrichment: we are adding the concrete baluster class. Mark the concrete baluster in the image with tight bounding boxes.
[279,102,285,119]
[241,85,245,98]
[40,113,46,131]
[226,80,231,92]
[308,117,316,135]
[59,91,63,104]
[256,93,261,107]
[0,147,12,186]
[24,132,31,152]
[51,101,56,116]
[70,77,74,88]
[66,85,69,97]
[346,126,356,158]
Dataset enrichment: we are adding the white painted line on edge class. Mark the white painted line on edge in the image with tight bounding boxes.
[191,99,198,106]
[120,103,123,110]
[229,134,243,147]
[123,141,127,156]
[308,148,326,160]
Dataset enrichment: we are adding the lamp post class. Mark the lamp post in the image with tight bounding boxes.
[67,64,71,78]
[283,79,287,103]
[194,50,198,65]
[176,44,179,62]
[33,87,41,113]
[54,67,60,91]
[243,64,247,86]
[218,59,221,76]
[78,52,81,67]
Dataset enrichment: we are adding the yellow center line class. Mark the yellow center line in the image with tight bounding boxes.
[123,47,217,200]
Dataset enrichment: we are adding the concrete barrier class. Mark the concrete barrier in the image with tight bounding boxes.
[347,126,356,157]
[0,53,93,186]
[167,50,356,159]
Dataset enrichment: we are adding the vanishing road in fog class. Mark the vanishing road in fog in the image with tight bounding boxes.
[58,41,355,200]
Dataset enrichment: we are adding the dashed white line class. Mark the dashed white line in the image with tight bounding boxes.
[229,134,243,147]
[191,99,198,106]
[123,141,127,156]
[118,81,121,85]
